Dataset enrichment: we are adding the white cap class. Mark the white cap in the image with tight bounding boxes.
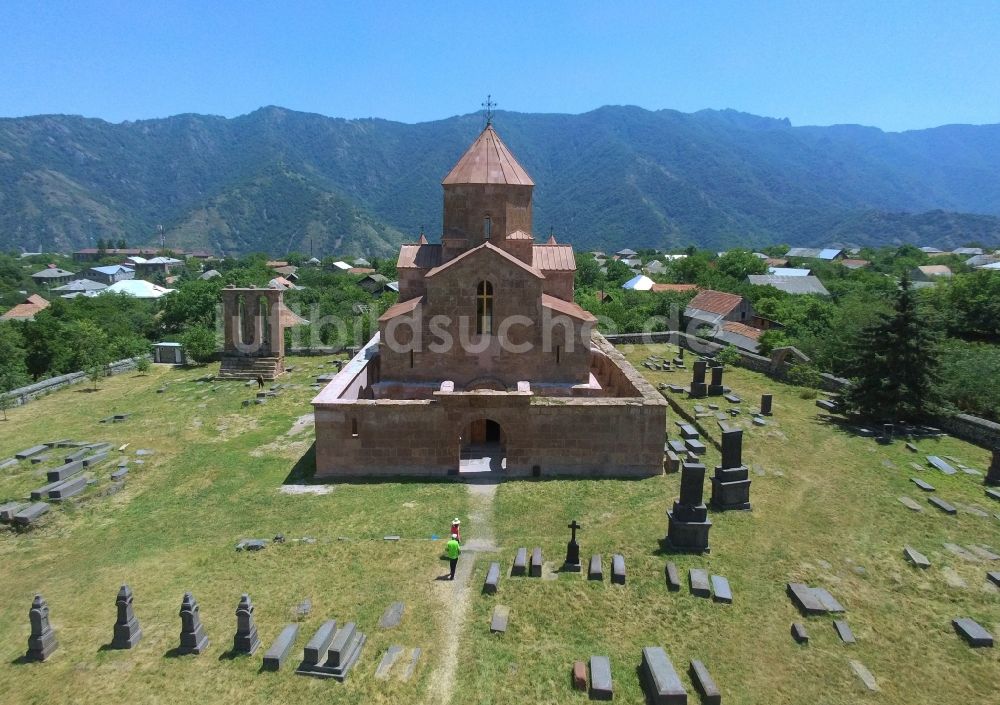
[453,518,461,524]
[451,533,458,539]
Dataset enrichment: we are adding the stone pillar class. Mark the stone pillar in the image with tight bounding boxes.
[985,447,1000,487]
[177,592,209,655]
[562,520,582,572]
[665,463,712,553]
[760,394,773,416]
[707,364,724,396]
[689,361,707,398]
[233,593,261,655]
[111,585,142,649]
[882,423,894,444]
[710,428,752,511]
[26,594,58,661]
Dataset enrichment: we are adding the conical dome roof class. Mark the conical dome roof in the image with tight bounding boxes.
[442,125,534,186]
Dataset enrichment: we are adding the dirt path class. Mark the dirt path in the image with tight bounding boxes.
[425,479,499,705]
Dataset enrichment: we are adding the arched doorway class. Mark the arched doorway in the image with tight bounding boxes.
[459,418,507,475]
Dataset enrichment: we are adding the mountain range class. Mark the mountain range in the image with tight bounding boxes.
[2,105,1000,258]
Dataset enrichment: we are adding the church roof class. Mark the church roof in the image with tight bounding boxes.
[507,230,534,240]
[541,294,597,322]
[425,241,543,279]
[397,243,443,269]
[532,244,576,272]
[378,295,423,322]
[442,125,534,186]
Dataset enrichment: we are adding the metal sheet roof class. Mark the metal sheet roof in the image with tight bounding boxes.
[532,244,576,271]
[442,126,534,186]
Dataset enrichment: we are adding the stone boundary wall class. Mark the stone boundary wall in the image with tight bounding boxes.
[936,414,1000,449]
[1,356,150,409]
[660,393,724,452]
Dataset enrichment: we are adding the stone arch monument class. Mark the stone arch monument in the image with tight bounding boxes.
[218,286,286,380]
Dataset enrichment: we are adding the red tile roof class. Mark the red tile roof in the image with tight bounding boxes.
[532,244,576,272]
[442,126,534,186]
[651,283,699,293]
[541,294,597,322]
[687,289,743,315]
[1,294,50,321]
[840,259,870,269]
[721,321,763,340]
[347,267,376,275]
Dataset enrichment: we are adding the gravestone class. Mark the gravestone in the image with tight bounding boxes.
[881,423,894,444]
[987,571,1000,588]
[689,660,721,705]
[25,594,58,661]
[710,428,752,511]
[952,618,993,647]
[665,462,712,553]
[679,424,699,440]
[707,365,725,396]
[928,496,957,515]
[588,554,603,581]
[13,502,50,525]
[111,585,142,649]
[898,496,923,512]
[530,547,543,577]
[0,502,27,522]
[572,661,587,691]
[985,447,1000,487]
[791,623,809,644]
[0,457,18,470]
[512,547,527,576]
[15,445,48,460]
[323,622,367,681]
[483,562,501,594]
[234,593,261,655]
[47,460,84,483]
[563,520,582,572]
[664,450,680,473]
[684,438,706,455]
[911,477,935,492]
[689,568,711,597]
[31,480,64,501]
[401,647,421,682]
[640,646,687,704]
[904,546,931,568]
[760,394,773,416]
[296,620,337,674]
[111,467,129,481]
[49,475,87,502]
[689,360,708,398]
[665,562,681,592]
[177,592,209,655]
[379,601,405,629]
[262,624,300,671]
[834,620,856,644]
[611,554,626,585]
[589,655,613,701]
[927,456,957,475]
[375,645,404,680]
[490,605,510,634]
[711,575,733,603]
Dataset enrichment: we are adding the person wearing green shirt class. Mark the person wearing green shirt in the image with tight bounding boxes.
[446,533,461,580]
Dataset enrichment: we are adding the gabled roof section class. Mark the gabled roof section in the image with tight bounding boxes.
[687,289,743,315]
[532,244,576,271]
[378,296,424,322]
[425,241,543,279]
[442,125,534,186]
[507,230,534,240]
[541,294,597,322]
[397,243,443,269]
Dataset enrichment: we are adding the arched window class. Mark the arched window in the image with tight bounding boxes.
[476,281,493,335]
[484,215,492,240]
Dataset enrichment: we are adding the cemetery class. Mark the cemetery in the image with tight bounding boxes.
[0,344,998,704]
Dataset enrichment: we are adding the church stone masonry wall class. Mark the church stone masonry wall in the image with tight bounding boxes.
[443,183,533,254]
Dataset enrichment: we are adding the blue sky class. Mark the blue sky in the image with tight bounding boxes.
[2,1,998,131]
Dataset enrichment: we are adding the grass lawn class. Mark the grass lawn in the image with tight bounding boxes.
[1,345,998,704]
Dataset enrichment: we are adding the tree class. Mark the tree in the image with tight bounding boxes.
[716,249,767,280]
[181,325,218,364]
[0,323,28,420]
[71,320,112,390]
[843,274,941,422]
[134,356,151,375]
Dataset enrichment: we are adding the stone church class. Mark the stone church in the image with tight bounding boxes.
[313,123,666,478]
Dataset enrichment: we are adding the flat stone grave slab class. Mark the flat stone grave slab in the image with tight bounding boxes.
[679,424,699,439]
[588,554,603,581]
[589,655,613,701]
[0,457,18,470]
[967,545,1000,561]
[689,660,721,705]
[82,451,108,467]
[296,620,337,673]
[668,440,687,454]
[928,497,957,515]
[898,496,923,512]
[816,399,838,412]
[379,601,405,629]
[786,583,826,615]
[961,467,982,476]
[943,543,979,562]
[49,476,87,502]
[834,620,856,644]
[911,477,935,492]
[611,554,626,585]
[910,462,926,472]
[64,448,89,463]
[375,645,404,680]
[707,403,719,410]
[927,456,957,475]
[13,502,49,525]
[813,587,845,613]
[849,660,879,692]
[987,488,1000,502]
[262,623,300,671]
[530,547,543,577]
[401,648,421,682]
[31,480,64,501]
[952,618,994,647]
[715,412,729,422]
[512,547,527,576]
[752,416,767,426]
[905,442,918,452]
[988,572,1000,588]
[47,460,84,483]
[690,569,710,598]
[710,575,733,604]
[724,393,741,403]
[483,562,500,594]
[693,405,707,413]
[0,502,27,522]
[665,562,681,592]
[640,646,687,704]
[685,439,706,455]
[490,605,510,634]
[15,445,48,460]
[110,468,128,481]
[904,546,931,568]
[791,623,809,644]
[29,454,50,464]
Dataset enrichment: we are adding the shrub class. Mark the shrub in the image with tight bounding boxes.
[787,362,822,389]
[715,345,741,366]
[181,326,218,364]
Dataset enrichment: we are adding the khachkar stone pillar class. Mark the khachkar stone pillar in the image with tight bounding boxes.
[760,394,773,416]
[111,585,142,649]
[689,360,708,398]
[985,447,1000,487]
[26,594,58,661]
[177,592,209,655]
[563,520,582,572]
[707,364,725,396]
[665,462,712,553]
[233,593,261,655]
[710,428,752,511]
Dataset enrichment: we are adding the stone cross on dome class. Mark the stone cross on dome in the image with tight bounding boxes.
[482,94,496,126]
